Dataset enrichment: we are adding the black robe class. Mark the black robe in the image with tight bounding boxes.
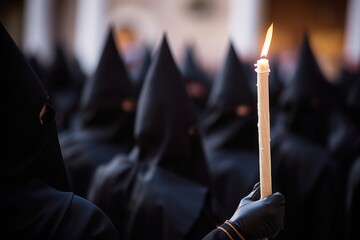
[180,44,212,126]
[1,177,119,240]
[345,156,360,240]
[271,131,342,240]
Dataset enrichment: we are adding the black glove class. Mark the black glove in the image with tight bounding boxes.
[228,182,285,239]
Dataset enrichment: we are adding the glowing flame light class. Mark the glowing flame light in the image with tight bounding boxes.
[260,23,273,58]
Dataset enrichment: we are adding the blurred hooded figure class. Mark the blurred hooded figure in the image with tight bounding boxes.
[328,65,360,195]
[344,66,360,124]
[88,35,221,240]
[130,45,152,98]
[180,44,212,127]
[26,48,86,133]
[45,46,84,132]
[335,64,359,105]
[271,34,345,240]
[59,27,136,198]
[202,42,259,220]
[0,22,120,239]
[345,155,360,240]
[267,57,285,127]
[344,66,360,240]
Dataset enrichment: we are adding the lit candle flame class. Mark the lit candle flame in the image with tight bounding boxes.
[260,23,273,58]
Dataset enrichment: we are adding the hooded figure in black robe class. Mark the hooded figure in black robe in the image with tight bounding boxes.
[345,154,360,240]
[131,45,152,98]
[335,63,359,105]
[328,65,360,200]
[333,158,360,240]
[88,35,222,240]
[180,44,212,126]
[0,22,120,240]
[59,27,136,198]
[344,65,360,123]
[343,66,360,239]
[271,34,345,240]
[268,57,285,128]
[46,46,84,132]
[202,42,259,220]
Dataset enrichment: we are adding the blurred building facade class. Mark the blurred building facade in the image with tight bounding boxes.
[0,0,356,81]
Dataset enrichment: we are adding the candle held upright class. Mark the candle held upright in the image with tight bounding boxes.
[255,23,273,199]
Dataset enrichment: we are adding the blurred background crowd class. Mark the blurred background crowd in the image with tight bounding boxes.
[1,0,358,82]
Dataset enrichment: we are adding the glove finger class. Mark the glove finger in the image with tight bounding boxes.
[253,182,260,190]
[251,182,261,201]
[268,192,285,205]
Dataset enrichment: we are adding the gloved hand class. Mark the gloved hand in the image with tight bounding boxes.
[228,182,285,239]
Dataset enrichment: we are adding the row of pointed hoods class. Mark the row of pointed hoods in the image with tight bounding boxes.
[4,17,356,187]
[79,26,274,186]
[27,24,354,150]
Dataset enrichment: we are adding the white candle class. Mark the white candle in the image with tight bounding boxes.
[255,23,273,198]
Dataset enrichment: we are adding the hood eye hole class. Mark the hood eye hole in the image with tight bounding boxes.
[121,99,136,112]
[188,126,198,136]
[39,104,55,126]
[236,104,252,116]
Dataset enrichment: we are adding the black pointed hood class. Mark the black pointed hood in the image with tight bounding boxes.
[335,67,358,102]
[46,46,82,131]
[66,56,87,110]
[134,35,210,187]
[268,58,285,107]
[204,42,258,150]
[68,56,86,90]
[207,43,255,111]
[46,46,72,92]
[280,34,339,105]
[278,34,342,146]
[181,44,211,88]
[347,67,360,122]
[132,46,152,97]
[67,55,87,104]
[180,44,211,112]
[267,58,285,127]
[79,27,136,128]
[0,23,70,190]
